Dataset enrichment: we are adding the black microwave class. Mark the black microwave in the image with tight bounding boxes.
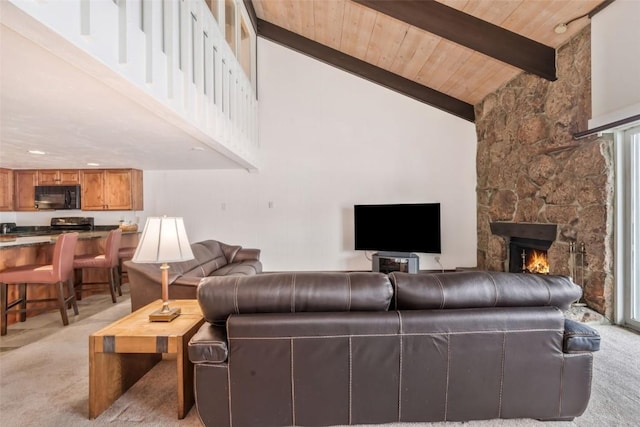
[34,185,81,210]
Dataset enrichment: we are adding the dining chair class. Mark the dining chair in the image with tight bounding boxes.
[0,232,79,336]
[73,229,122,303]
[117,246,137,285]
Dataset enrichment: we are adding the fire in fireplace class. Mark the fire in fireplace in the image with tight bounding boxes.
[509,237,553,274]
[524,249,550,274]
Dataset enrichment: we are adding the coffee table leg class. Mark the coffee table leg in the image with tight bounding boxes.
[177,333,195,419]
[89,345,161,419]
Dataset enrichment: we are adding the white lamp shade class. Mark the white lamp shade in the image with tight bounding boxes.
[132,217,195,263]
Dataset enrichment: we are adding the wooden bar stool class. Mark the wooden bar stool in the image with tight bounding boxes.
[73,229,122,303]
[118,246,136,285]
[0,232,79,336]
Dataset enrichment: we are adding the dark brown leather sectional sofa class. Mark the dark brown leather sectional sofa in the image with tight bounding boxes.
[188,271,600,427]
[124,240,262,311]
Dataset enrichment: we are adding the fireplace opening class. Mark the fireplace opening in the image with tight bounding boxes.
[509,237,552,274]
[490,222,558,274]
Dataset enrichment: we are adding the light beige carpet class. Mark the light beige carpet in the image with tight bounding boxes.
[0,301,638,427]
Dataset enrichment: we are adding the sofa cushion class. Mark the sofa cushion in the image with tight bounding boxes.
[563,319,601,353]
[209,261,262,277]
[197,272,393,324]
[391,271,581,311]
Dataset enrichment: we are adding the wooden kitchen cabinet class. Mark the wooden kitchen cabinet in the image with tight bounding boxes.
[0,168,14,211]
[38,169,80,185]
[14,170,38,211]
[81,169,143,211]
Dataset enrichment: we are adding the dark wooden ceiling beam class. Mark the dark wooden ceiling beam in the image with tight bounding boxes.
[257,19,475,122]
[242,0,257,33]
[353,0,557,81]
[589,0,616,18]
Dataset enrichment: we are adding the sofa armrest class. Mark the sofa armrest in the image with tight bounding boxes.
[188,323,228,364]
[232,248,261,262]
[563,319,601,353]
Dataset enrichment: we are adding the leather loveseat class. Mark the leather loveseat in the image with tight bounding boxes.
[188,271,600,427]
[124,240,262,311]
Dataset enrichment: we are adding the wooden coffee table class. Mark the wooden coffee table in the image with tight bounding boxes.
[88,299,204,419]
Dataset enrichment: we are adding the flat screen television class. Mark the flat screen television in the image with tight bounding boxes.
[354,203,441,254]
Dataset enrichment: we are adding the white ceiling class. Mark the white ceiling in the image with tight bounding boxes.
[0,24,245,171]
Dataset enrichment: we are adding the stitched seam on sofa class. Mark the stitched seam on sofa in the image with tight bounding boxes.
[485,272,499,306]
[398,311,403,422]
[544,279,552,306]
[563,352,593,358]
[587,353,593,409]
[434,275,446,309]
[393,273,398,310]
[347,274,352,312]
[291,273,296,313]
[233,276,240,314]
[227,329,564,340]
[565,349,597,354]
[193,369,205,426]
[224,319,233,427]
[565,331,598,338]
[290,338,296,426]
[498,332,506,417]
[227,361,233,427]
[559,354,565,417]
[444,334,450,421]
[349,336,353,425]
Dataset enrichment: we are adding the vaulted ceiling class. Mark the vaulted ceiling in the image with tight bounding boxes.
[0,0,611,171]
[247,0,609,121]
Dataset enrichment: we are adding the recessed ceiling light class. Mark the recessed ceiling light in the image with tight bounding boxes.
[28,150,46,155]
[87,162,100,166]
[554,23,568,34]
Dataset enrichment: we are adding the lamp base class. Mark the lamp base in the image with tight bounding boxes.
[149,306,181,322]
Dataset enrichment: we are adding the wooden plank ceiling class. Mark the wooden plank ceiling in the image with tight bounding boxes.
[250,0,606,121]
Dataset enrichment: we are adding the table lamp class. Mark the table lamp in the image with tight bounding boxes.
[132,216,194,321]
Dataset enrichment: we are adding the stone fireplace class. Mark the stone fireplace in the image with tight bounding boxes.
[475,26,614,318]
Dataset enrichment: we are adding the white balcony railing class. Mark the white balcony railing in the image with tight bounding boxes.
[6,0,259,169]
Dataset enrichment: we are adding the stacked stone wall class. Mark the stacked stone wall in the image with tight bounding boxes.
[475,26,614,317]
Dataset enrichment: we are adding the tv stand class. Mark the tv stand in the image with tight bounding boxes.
[372,252,419,274]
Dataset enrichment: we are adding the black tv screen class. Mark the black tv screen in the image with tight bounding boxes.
[354,203,441,254]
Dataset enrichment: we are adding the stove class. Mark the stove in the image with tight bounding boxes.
[50,217,95,232]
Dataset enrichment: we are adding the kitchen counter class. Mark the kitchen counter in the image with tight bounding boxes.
[0,229,138,249]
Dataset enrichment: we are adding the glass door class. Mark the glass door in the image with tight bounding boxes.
[622,126,640,330]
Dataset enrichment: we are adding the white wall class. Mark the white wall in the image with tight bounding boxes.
[143,39,478,272]
[591,0,640,127]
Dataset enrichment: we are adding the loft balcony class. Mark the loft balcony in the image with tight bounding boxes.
[1,0,259,170]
